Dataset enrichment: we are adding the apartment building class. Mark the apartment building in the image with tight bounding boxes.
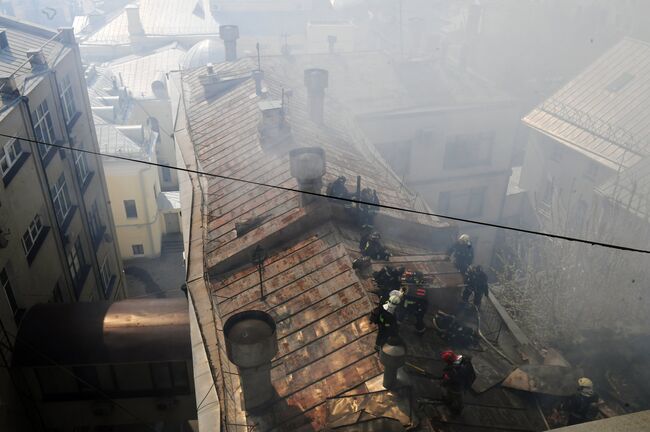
[0,19,125,328]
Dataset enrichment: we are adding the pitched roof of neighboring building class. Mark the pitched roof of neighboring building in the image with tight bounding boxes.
[83,0,219,46]
[104,43,185,98]
[94,115,150,159]
[0,15,67,91]
[176,55,547,431]
[523,38,650,170]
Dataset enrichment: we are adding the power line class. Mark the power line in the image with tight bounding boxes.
[3,132,650,255]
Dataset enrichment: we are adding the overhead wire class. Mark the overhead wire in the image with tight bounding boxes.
[2,131,650,255]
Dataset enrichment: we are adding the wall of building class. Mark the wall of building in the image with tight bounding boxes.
[359,102,518,265]
[105,161,163,259]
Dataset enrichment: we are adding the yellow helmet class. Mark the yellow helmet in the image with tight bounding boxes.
[578,377,593,389]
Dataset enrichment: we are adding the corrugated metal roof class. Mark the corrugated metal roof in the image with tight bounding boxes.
[523,38,650,170]
[105,43,186,98]
[84,0,219,46]
[0,16,66,90]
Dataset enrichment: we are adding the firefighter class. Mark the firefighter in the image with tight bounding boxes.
[359,187,380,225]
[565,377,600,425]
[441,350,476,414]
[373,266,405,303]
[362,231,391,260]
[370,293,403,350]
[446,234,474,275]
[326,176,351,200]
[462,265,489,309]
[401,284,428,334]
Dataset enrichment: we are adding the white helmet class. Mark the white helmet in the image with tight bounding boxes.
[459,234,471,244]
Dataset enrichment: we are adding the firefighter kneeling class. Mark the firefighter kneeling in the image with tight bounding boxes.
[440,350,476,414]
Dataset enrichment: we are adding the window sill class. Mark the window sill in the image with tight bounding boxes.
[66,112,81,131]
[80,171,95,194]
[41,140,63,167]
[59,205,78,234]
[25,226,51,266]
[2,152,31,187]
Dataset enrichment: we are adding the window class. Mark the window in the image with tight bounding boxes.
[51,174,72,225]
[162,166,171,182]
[443,132,494,169]
[32,100,56,158]
[21,214,44,256]
[100,256,114,297]
[74,151,90,184]
[1,267,18,319]
[59,75,77,125]
[132,244,144,255]
[67,237,86,286]
[439,187,486,218]
[0,139,22,176]
[124,200,137,218]
[88,201,104,247]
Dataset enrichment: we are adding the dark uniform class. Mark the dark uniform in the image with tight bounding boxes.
[370,304,399,350]
[462,265,488,308]
[359,187,380,225]
[442,356,476,414]
[447,241,474,275]
[362,235,391,261]
[373,266,404,303]
[566,390,599,425]
[401,285,428,334]
[326,176,351,200]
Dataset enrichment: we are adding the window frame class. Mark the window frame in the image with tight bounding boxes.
[59,74,77,126]
[132,244,144,256]
[443,131,494,170]
[0,138,22,176]
[32,100,56,159]
[67,237,86,286]
[51,174,72,225]
[123,200,138,219]
[439,187,487,218]
[100,256,114,297]
[74,151,90,184]
[21,214,44,256]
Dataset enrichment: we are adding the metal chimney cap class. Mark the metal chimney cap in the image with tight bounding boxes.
[289,147,326,182]
[304,68,329,90]
[219,25,240,41]
[224,310,278,368]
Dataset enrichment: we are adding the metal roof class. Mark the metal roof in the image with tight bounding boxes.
[597,157,650,221]
[0,15,67,91]
[13,298,191,366]
[523,38,650,170]
[93,115,149,159]
[104,43,185,98]
[84,0,219,46]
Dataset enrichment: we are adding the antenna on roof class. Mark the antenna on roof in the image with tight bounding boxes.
[256,42,261,72]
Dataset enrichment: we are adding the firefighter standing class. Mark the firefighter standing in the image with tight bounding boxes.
[565,377,600,425]
[326,176,351,200]
[446,234,474,275]
[462,265,489,309]
[370,293,403,350]
[441,350,476,414]
[362,232,391,260]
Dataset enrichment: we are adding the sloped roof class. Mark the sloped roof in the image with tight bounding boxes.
[94,115,148,159]
[105,43,185,98]
[523,38,650,170]
[84,0,219,46]
[0,16,67,91]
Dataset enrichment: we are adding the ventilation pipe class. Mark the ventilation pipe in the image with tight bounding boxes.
[379,339,406,389]
[289,147,326,205]
[224,311,278,411]
[151,72,168,99]
[304,68,328,124]
[258,100,289,146]
[125,5,144,36]
[0,76,19,99]
[0,30,8,50]
[219,25,239,62]
[252,70,264,96]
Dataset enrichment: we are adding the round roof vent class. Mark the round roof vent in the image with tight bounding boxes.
[182,39,225,70]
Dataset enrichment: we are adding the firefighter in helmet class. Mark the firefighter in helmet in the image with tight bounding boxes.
[446,234,474,276]
[565,377,600,425]
[440,350,476,414]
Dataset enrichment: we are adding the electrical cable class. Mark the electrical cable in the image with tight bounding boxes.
[2,132,649,255]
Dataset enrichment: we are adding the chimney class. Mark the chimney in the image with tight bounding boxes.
[252,70,264,96]
[0,30,8,50]
[219,25,239,61]
[57,27,76,45]
[304,68,328,124]
[289,147,326,205]
[125,5,144,36]
[327,35,337,54]
[224,311,278,411]
[27,49,48,71]
[0,76,19,99]
[151,72,168,99]
[379,338,406,389]
[258,100,290,145]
